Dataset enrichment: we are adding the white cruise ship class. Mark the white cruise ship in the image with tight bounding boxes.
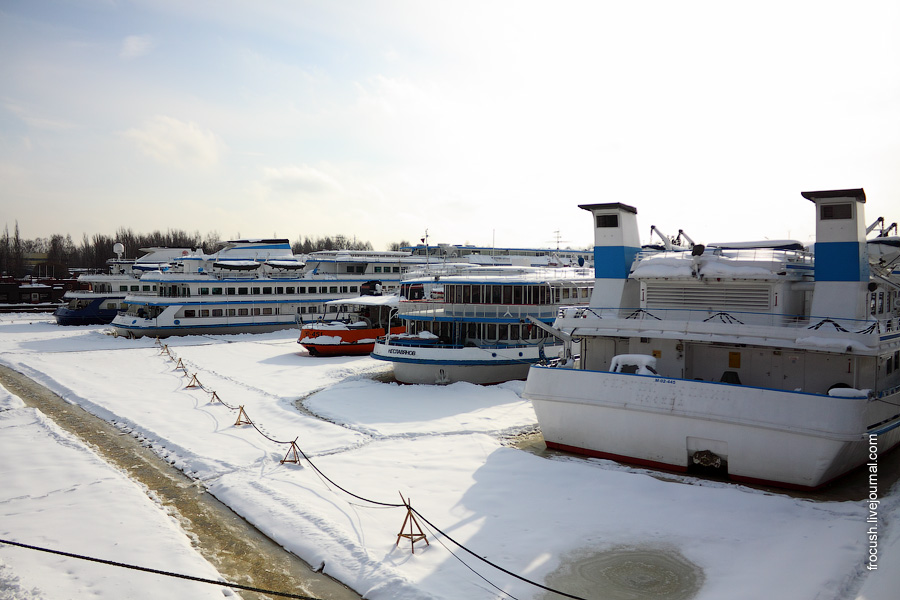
[371,263,594,384]
[110,240,412,338]
[523,191,900,490]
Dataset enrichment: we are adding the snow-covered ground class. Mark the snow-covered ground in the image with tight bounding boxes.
[0,313,897,599]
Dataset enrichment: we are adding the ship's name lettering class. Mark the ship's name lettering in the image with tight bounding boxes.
[654,378,676,385]
[388,348,417,356]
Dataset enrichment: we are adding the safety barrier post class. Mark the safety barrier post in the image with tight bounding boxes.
[281,438,302,464]
[234,406,251,426]
[395,493,428,554]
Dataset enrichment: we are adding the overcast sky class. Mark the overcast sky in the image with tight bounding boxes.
[2,0,898,251]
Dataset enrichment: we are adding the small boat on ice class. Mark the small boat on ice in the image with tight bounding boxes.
[298,294,403,356]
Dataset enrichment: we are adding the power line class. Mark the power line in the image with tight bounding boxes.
[0,538,323,599]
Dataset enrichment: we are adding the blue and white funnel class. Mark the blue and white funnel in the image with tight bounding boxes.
[578,203,641,310]
[802,188,870,320]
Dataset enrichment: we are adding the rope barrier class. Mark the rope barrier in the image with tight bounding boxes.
[410,509,588,600]
[0,538,322,600]
[155,340,587,599]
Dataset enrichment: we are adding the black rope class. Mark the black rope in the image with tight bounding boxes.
[409,509,588,600]
[416,518,522,600]
[294,444,405,509]
[157,340,584,598]
[0,538,321,600]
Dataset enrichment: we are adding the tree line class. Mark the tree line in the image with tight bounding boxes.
[0,222,398,278]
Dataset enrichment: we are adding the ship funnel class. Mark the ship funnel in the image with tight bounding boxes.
[801,188,870,320]
[577,202,641,310]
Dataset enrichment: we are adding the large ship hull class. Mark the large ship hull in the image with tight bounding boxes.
[54,297,122,326]
[112,310,298,338]
[373,342,565,385]
[525,365,900,489]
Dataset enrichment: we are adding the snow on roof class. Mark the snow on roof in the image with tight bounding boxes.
[325,294,399,307]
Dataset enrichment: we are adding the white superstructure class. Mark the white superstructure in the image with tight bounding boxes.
[371,264,594,384]
[523,192,900,489]
[111,240,413,338]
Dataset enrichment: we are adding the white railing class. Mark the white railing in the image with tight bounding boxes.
[560,306,895,335]
[399,301,561,321]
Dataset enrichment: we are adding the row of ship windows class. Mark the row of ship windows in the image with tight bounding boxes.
[409,320,551,343]
[870,290,895,316]
[440,284,591,305]
[162,285,361,297]
[197,285,360,295]
[346,266,402,273]
[886,351,900,375]
[111,284,369,295]
[180,305,326,318]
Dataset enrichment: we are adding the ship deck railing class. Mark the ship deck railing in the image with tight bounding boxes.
[398,301,564,322]
[560,306,898,337]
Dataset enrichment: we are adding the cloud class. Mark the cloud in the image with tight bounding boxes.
[120,35,155,60]
[122,115,222,168]
[3,100,76,131]
[261,164,342,195]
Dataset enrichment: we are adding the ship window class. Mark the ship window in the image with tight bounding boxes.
[212,309,223,317]
[275,287,284,294]
[212,287,223,295]
[821,203,852,220]
[319,286,328,293]
[374,266,382,273]
[502,286,513,304]
[878,292,884,314]
[350,286,358,293]
[286,287,295,294]
[105,303,117,310]
[329,286,338,293]
[513,286,523,304]
[308,306,318,314]
[142,285,151,292]
[596,214,619,228]
[472,285,482,303]
[184,310,196,317]
[200,309,210,317]
[393,267,400,273]
[262,307,272,315]
[195,287,207,296]
[297,287,306,294]
[238,287,248,295]
[356,266,365,273]
[262,287,272,294]
[346,266,355,273]
[226,287,235,295]
[252,287,260,294]
[131,285,139,291]
[252,308,261,315]
[238,308,249,316]
[227,309,236,316]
